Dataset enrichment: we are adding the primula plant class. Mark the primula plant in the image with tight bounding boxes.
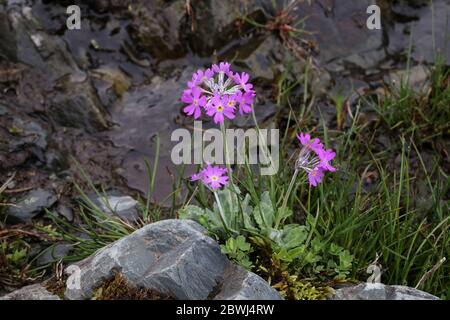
[179,62,353,299]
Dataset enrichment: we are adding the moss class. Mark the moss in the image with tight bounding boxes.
[92,273,174,300]
[44,276,66,299]
[272,272,334,300]
[250,240,335,300]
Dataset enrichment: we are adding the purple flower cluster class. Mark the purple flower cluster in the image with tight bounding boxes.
[181,62,256,124]
[296,133,336,187]
[191,164,229,189]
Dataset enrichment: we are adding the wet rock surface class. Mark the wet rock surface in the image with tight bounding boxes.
[7,188,57,223]
[86,191,140,222]
[329,283,440,300]
[63,219,282,300]
[1,0,449,207]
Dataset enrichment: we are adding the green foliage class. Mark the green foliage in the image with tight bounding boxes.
[375,57,450,143]
[0,239,35,287]
[180,187,354,285]
[220,236,254,270]
[1,240,28,267]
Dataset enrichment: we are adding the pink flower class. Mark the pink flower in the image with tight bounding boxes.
[234,72,253,92]
[308,168,324,187]
[204,68,213,79]
[295,132,336,187]
[319,149,336,172]
[206,94,236,124]
[182,87,206,119]
[236,91,255,115]
[191,164,229,189]
[191,69,204,85]
[212,62,231,75]
[181,62,255,121]
[297,133,324,153]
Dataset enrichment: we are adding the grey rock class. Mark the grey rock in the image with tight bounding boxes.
[7,188,57,223]
[5,4,80,80]
[0,284,60,300]
[37,243,73,266]
[48,75,110,133]
[0,8,16,61]
[87,192,140,222]
[213,264,282,300]
[56,204,74,221]
[107,69,195,203]
[329,283,440,300]
[129,0,186,59]
[236,35,303,82]
[11,117,48,150]
[64,219,282,300]
[185,0,267,57]
[296,0,384,71]
[65,219,230,300]
[387,0,450,64]
[384,65,430,91]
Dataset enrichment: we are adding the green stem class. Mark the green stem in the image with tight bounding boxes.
[277,169,299,229]
[213,190,234,236]
[220,121,234,185]
[220,120,244,230]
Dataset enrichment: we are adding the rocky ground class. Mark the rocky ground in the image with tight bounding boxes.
[0,0,448,299]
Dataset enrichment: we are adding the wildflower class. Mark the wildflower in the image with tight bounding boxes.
[212,62,231,75]
[181,62,256,122]
[234,72,253,92]
[295,132,336,187]
[236,91,255,115]
[205,94,236,124]
[308,168,324,187]
[182,87,206,119]
[319,148,336,172]
[191,164,229,189]
[297,132,323,153]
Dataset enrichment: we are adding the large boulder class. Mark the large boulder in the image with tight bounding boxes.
[64,219,282,300]
[329,283,440,300]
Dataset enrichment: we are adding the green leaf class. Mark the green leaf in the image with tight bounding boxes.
[339,250,353,270]
[236,235,251,251]
[178,205,204,220]
[278,224,308,249]
[253,191,274,230]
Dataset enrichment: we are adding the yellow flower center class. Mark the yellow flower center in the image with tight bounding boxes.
[228,100,234,107]
[211,175,218,181]
[193,99,198,105]
[217,105,224,112]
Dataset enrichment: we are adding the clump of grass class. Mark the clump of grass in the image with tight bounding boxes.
[375,56,450,144]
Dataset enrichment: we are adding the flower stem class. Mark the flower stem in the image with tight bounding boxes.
[277,169,299,228]
[220,121,234,185]
[220,121,243,230]
[213,190,233,236]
